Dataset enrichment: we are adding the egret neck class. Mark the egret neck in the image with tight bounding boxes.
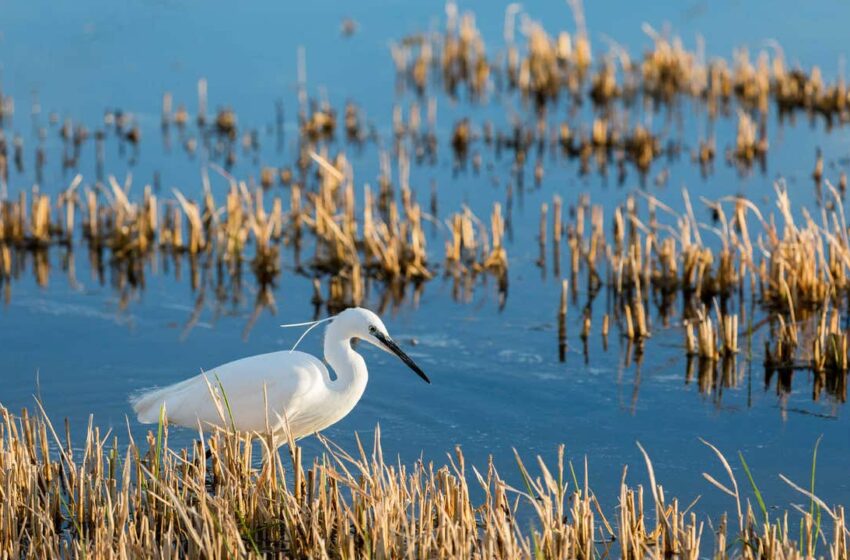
[323,320,369,423]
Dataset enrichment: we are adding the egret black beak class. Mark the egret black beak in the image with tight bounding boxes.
[374,332,431,384]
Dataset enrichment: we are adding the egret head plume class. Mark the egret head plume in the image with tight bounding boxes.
[281,316,335,352]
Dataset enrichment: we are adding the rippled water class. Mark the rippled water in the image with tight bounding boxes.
[1,0,848,518]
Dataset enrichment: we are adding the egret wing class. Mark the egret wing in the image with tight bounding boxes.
[132,350,329,433]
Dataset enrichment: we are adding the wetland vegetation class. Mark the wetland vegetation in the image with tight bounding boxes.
[0,0,848,556]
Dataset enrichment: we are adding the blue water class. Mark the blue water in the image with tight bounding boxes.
[1,0,848,523]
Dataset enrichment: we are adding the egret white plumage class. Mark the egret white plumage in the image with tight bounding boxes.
[131,307,429,443]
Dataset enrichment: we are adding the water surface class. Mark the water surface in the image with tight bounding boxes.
[1,0,848,520]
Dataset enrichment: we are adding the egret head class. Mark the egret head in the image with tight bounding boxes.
[335,307,431,384]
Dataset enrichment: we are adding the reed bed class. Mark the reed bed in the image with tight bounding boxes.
[541,180,850,402]
[0,147,508,315]
[381,0,850,191]
[2,141,849,399]
[0,405,845,559]
[390,1,848,123]
[1,3,847,201]
[2,161,850,400]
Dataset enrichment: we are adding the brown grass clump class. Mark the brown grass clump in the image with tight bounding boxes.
[391,4,489,99]
[443,203,509,305]
[733,110,768,166]
[641,25,701,101]
[300,101,336,142]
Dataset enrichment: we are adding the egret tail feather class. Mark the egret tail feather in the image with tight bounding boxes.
[131,376,197,423]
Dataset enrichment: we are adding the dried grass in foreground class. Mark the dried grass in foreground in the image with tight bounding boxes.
[0,405,846,559]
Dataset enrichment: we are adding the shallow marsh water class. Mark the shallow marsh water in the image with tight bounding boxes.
[0,0,848,521]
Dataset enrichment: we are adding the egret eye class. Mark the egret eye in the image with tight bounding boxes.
[368,325,377,335]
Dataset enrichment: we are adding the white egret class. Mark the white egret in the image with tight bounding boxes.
[131,307,429,443]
